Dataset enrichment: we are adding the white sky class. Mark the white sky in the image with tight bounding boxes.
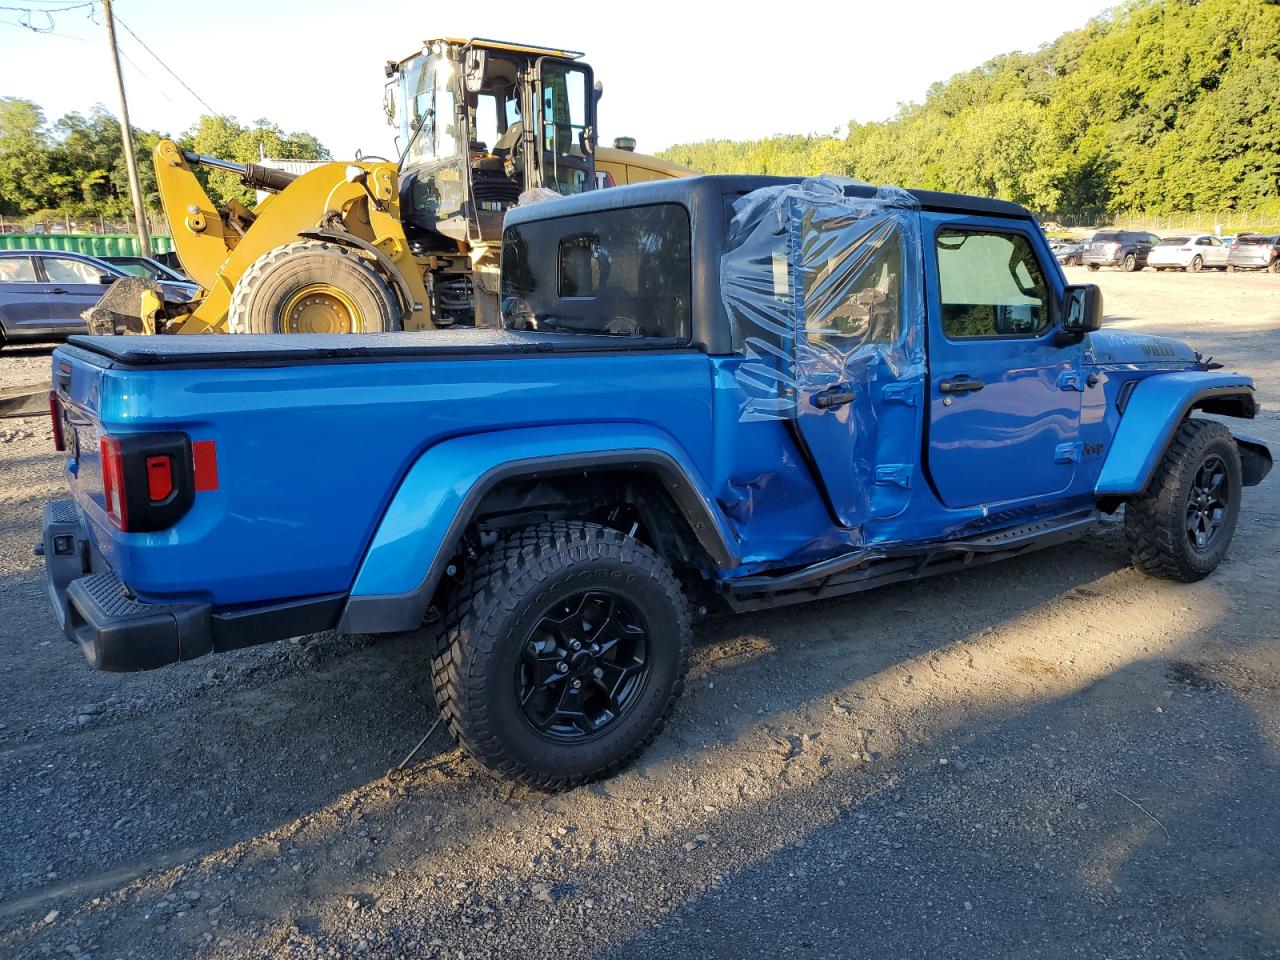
[0,0,1116,160]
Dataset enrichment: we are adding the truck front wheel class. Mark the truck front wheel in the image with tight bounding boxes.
[1124,419,1242,582]
[228,241,399,334]
[433,521,691,788]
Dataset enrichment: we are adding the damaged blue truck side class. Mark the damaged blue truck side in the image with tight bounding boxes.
[42,176,1272,787]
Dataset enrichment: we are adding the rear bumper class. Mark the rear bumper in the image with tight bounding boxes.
[42,499,345,672]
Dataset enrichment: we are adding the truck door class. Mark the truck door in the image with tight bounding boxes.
[38,255,107,334]
[787,213,925,528]
[923,217,1083,508]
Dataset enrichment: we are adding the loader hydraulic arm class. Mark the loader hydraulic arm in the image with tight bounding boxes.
[152,139,243,292]
[180,150,300,194]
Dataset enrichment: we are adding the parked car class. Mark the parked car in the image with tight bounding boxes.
[1227,234,1280,273]
[1049,238,1084,265]
[1082,230,1160,271]
[41,176,1272,788]
[101,255,192,283]
[1148,234,1231,272]
[0,251,196,349]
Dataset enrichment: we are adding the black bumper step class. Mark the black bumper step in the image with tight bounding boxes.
[65,570,212,671]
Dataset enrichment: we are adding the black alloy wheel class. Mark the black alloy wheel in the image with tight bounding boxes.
[1186,455,1229,552]
[517,590,651,741]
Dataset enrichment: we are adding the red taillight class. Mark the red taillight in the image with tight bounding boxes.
[97,433,208,532]
[146,455,174,501]
[192,440,218,491]
[1180,247,1193,252]
[99,435,128,530]
[49,391,65,452]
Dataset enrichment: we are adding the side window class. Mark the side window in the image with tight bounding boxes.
[936,229,1050,339]
[802,219,902,347]
[0,257,37,282]
[1147,234,1161,246]
[504,203,692,340]
[42,257,101,284]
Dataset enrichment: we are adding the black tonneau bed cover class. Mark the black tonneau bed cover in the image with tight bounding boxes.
[64,330,686,369]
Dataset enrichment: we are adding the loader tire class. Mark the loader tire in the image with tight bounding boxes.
[1123,418,1241,583]
[228,241,399,334]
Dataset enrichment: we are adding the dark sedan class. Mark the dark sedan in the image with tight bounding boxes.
[0,250,196,349]
[101,254,193,283]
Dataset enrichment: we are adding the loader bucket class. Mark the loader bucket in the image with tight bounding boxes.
[82,277,194,335]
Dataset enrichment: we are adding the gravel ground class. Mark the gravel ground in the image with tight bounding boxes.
[1,269,1279,960]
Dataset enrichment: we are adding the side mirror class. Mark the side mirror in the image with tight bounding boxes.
[1062,283,1102,335]
[593,80,604,105]
[98,274,118,285]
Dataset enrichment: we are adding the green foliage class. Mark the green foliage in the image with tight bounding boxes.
[176,115,329,209]
[661,0,1280,215]
[0,99,329,222]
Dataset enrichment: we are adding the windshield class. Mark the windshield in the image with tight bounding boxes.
[401,53,461,169]
[502,204,691,339]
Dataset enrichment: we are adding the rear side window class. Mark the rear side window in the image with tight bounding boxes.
[936,229,1050,339]
[42,257,102,284]
[0,257,36,282]
[503,203,691,340]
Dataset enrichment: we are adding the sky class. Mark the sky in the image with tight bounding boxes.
[0,0,1117,160]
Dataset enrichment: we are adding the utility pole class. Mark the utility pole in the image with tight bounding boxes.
[102,0,151,254]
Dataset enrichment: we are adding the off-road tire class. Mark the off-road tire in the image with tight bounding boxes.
[1124,418,1242,582]
[1187,255,1203,273]
[227,241,399,334]
[432,521,692,789]
[1122,252,1138,272]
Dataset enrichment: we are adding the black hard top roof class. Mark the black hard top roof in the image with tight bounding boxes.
[503,174,1035,226]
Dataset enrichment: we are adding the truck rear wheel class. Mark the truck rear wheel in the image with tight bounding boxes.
[433,521,691,789]
[1124,418,1241,582]
[228,241,399,334]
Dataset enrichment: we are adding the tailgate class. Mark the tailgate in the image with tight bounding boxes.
[50,347,109,523]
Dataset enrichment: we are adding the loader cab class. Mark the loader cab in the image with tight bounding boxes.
[388,39,598,251]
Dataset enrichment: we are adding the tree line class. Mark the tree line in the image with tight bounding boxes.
[660,0,1280,217]
[0,98,328,226]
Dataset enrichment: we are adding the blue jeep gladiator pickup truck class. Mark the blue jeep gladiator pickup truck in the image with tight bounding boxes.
[41,176,1272,788]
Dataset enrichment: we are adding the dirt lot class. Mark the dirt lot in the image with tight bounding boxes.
[2,268,1279,960]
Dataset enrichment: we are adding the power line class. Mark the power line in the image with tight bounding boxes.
[112,13,219,116]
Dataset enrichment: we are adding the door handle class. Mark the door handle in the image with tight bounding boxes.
[939,376,985,394]
[49,288,69,295]
[811,384,854,410]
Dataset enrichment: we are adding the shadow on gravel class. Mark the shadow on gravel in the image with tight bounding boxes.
[604,630,1280,960]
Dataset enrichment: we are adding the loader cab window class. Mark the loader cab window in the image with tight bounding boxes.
[538,62,593,196]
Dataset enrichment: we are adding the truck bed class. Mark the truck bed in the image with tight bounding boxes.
[65,329,683,368]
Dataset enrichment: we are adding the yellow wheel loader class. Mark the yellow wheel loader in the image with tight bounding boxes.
[99,38,692,336]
